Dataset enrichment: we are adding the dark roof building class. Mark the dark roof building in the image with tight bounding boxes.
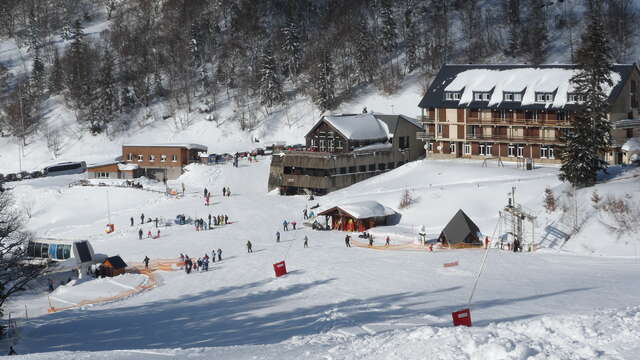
[438,209,482,247]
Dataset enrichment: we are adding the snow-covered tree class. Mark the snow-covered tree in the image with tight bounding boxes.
[48,48,64,95]
[404,8,418,73]
[380,0,396,56]
[354,17,377,83]
[312,49,336,112]
[560,0,613,187]
[281,20,302,79]
[30,50,46,99]
[524,0,548,65]
[258,43,284,110]
[93,48,119,133]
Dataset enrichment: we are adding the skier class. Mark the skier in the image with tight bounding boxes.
[283,220,288,231]
[155,218,158,228]
[217,248,222,261]
[197,258,203,271]
[147,230,152,238]
[222,187,226,197]
[368,237,374,247]
[345,235,351,247]
[303,235,309,248]
[138,228,143,240]
[156,229,160,238]
[48,278,54,292]
[224,215,228,224]
[130,217,134,227]
[208,214,212,228]
[227,188,231,196]
[276,231,280,243]
[303,209,308,220]
[385,236,390,247]
[246,240,253,253]
[141,213,145,224]
[205,194,210,206]
[291,220,297,230]
[143,256,150,270]
[180,253,185,262]
[211,250,216,263]
[204,187,208,198]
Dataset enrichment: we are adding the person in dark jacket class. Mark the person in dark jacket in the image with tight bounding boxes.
[345,235,351,247]
[130,217,134,226]
[246,241,253,253]
[276,231,280,242]
[143,256,150,269]
[138,228,143,240]
[8,346,16,355]
[217,248,222,261]
[303,235,309,248]
[155,218,159,228]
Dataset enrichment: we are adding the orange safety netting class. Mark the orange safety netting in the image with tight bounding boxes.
[47,259,183,313]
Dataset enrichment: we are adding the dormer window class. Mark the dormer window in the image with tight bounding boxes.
[503,92,522,102]
[536,92,554,103]
[567,93,585,103]
[474,92,491,101]
[445,91,461,101]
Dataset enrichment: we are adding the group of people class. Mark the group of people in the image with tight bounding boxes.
[302,208,316,220]
[139,228,161,239]
[132,213,162,228]
[180,250,223,274]
[282,219,297,231]
[124,180,144,189]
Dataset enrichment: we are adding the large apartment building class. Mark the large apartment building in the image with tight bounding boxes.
[268,113,423,195]
[417,64,640,164]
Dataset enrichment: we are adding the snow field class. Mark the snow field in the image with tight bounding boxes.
[6,159,640,359]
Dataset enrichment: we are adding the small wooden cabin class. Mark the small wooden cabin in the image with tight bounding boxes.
[101,256,127,277]
[318,201,397,232]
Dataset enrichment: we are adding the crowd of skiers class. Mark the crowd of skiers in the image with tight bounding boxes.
[180,250,222,274]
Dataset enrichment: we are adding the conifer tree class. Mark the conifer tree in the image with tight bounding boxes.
[48,48,64,95]
[525,0,548,65]
[313,49,336,112]
[559,0,613,187]
[30,50,46,99]
[94,48,119,133]
[404,8,418,73]
[281,20,302,79]
[258,43,284,110]
[354,17,377,83]
[380,0,396,56]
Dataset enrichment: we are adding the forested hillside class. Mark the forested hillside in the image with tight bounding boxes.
[0,0,638,147]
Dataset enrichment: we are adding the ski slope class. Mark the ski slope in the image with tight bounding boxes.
[6,158,640,359]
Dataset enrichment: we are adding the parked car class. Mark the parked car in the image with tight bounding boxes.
[0,174,4,182]
[19,171,31,180]
[30,170,43,178]
[5,173,17,182]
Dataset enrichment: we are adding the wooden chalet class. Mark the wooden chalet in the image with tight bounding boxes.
[101,256,127,277]
[318,201,397,232]
[268,113,424,195]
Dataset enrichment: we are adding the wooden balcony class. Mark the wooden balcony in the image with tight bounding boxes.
[466,133,562,144]
[416,132,435,140]
[420,115,435,124]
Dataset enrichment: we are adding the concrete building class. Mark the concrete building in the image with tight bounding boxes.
[268,113,423,195]
[417,64,640,164]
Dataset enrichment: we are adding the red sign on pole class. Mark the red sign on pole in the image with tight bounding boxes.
[443,261,459,268]
[452,308,472,327]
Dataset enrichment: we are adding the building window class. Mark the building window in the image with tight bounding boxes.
[339,167,346,174]
[427,142,434,152]
[378,163,386,171]
[517,145,524,158]
[627,128,634,138]
[548,146,555,159]
[348,166,356,173]
[388,162,395,169]
[437,124,443,136]
[525,110,538,120]
[359,165,366,172]
[319,140,326,152]
[508,144,515,157]
[368,164,376,171]
[445,92,461,100]
[399,136,410,149]
[464,143,471,155]
[536,93,554,103]
[479,143,491,156]
[449,142,456,154]
[328,140,335,152]
[161,155,167,162]
[127,153,133,161]
[568,93,584,103]
[337,140,343,149]
[557,111,566,121]
[475,92,491,101]
[149,154,156,162]
[138,154,144,162]
[172,154,177,162]
[540,146,548,158]
[97,172,109,179]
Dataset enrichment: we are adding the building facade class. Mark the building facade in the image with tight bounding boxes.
[268,113,424,195]
[121,143,207,181]
[417,64,640,164]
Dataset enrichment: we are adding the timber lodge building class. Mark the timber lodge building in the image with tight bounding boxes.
[417,64,640,164]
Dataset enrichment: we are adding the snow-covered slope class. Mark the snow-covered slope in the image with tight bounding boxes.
[5,158,640,359]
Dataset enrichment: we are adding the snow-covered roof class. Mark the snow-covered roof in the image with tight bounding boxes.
[122,143,208,151]
[419,64,635,110]
[622,137,640,153]
[117,163,139,171]
[320,201,396,219]
[322,114,390,140]
[352,142,392,153]
[87,160,118,169]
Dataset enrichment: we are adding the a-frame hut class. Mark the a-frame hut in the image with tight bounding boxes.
[318,201,397,232]
[438,209,482,248]
[101,255,127,277]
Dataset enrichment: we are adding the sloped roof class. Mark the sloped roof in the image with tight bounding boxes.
[373,114,423,134]
[87,160,118,169]
[622,137,640,153]
[320,114,390,140]
[104,255,127,269]
[418,64,635,111]
[318,201,396,219]
[439,209,481,244]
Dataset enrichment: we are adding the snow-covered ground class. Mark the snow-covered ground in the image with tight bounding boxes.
[4,158,640,359]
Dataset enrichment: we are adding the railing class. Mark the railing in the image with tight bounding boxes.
[416,132,435,140]
[467,117,570,126]
[466,133,562,143]
[420,115,435,124]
